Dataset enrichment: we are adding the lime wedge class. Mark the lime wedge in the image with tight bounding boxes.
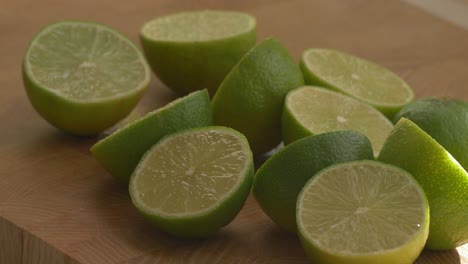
[300,48,414,117]
[282,86,393,156]
[129,126,253,238]
[91,90,212,183]
[212,37,304,154]
[297,160,429,264]
[140,10,256,95]
[253,131,374,232]
[23,21,150,135]
[378,118,468,249]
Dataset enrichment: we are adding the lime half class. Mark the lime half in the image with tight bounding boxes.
[282,86,393,156]
[297,160,429,264]
[129,127,253,238]
[300,49,414,117]
[140,10,256,95]
[23,21,150,135]
[91,90,212,183]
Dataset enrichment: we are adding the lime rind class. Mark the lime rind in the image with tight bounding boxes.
[212,37,304,154]
[378,118,468,249]
[300,48,414,117]
[297,160,429,264]
[253,130,374,232]
[24,20,151,103]
[90,89,213,183]
[129,126,254,238]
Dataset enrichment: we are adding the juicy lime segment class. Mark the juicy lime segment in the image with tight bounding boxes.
[283,86,393,156]
[253,131,374,232]
[91,90,212,183]
[297,161,429,264]
[300,49,414,116]
[23,21,150,135]
[141,10,255,42]
[129,127,253,237]
[378,118,468,249]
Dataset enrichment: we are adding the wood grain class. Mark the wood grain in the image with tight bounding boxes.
[1,0,468,263]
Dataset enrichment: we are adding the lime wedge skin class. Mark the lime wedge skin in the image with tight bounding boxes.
[378,118,468,249]
[253,130,374,232]
[212,37,304,154]
[91,90,213,183]
[129,126,254,238]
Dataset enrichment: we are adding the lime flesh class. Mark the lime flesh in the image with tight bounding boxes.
[297,160,429,264]
[282,86,393,156]
[129,126,253,238]
[300,49,414,117]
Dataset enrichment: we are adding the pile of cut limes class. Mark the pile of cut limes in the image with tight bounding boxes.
[23,10,468,264]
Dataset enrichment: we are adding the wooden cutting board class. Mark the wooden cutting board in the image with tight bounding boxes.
[1,0,467,263]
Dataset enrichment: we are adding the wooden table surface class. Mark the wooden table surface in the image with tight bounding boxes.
[1,0,468,263]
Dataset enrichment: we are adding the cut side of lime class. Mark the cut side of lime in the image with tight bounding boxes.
[140,10,256,96]
[129,126,253,238]
[91,90,212,183]
[282,86,393,156]
[23,21,150,135]
[253,131,374,233]
[297,160,429,264]
[300,48,414,117]
[378,118,468,249]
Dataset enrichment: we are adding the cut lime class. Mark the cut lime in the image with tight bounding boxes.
[378,118,468,249]
[253,131,374,232]
[140,10,256,96]
[282,86,393,156]
[300,48,414,117]
[212,37,304,154]
[91,90,212,183]
[297,160,429,264]
[23,21,150,135]
[393,97,468,171]
[129,126,253,238]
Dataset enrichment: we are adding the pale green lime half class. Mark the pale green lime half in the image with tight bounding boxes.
[282,86,393,156]
[23,21,150,135]
[300,48,414,117]
[129,126,253,238]
[140,10,256,96]
[297,160,429,264]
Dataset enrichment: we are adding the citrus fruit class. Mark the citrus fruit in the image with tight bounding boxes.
[378,118,468,249]
[140,10,256,96]
[212,37,304,154]
[91,90,212,183]
[300,48,414,117]
[23,21,150,135]
[253,131,374,232]
[393,97,468,171]
[297,160,429,264]
[282,86,393,156]
[129,126,253,238]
